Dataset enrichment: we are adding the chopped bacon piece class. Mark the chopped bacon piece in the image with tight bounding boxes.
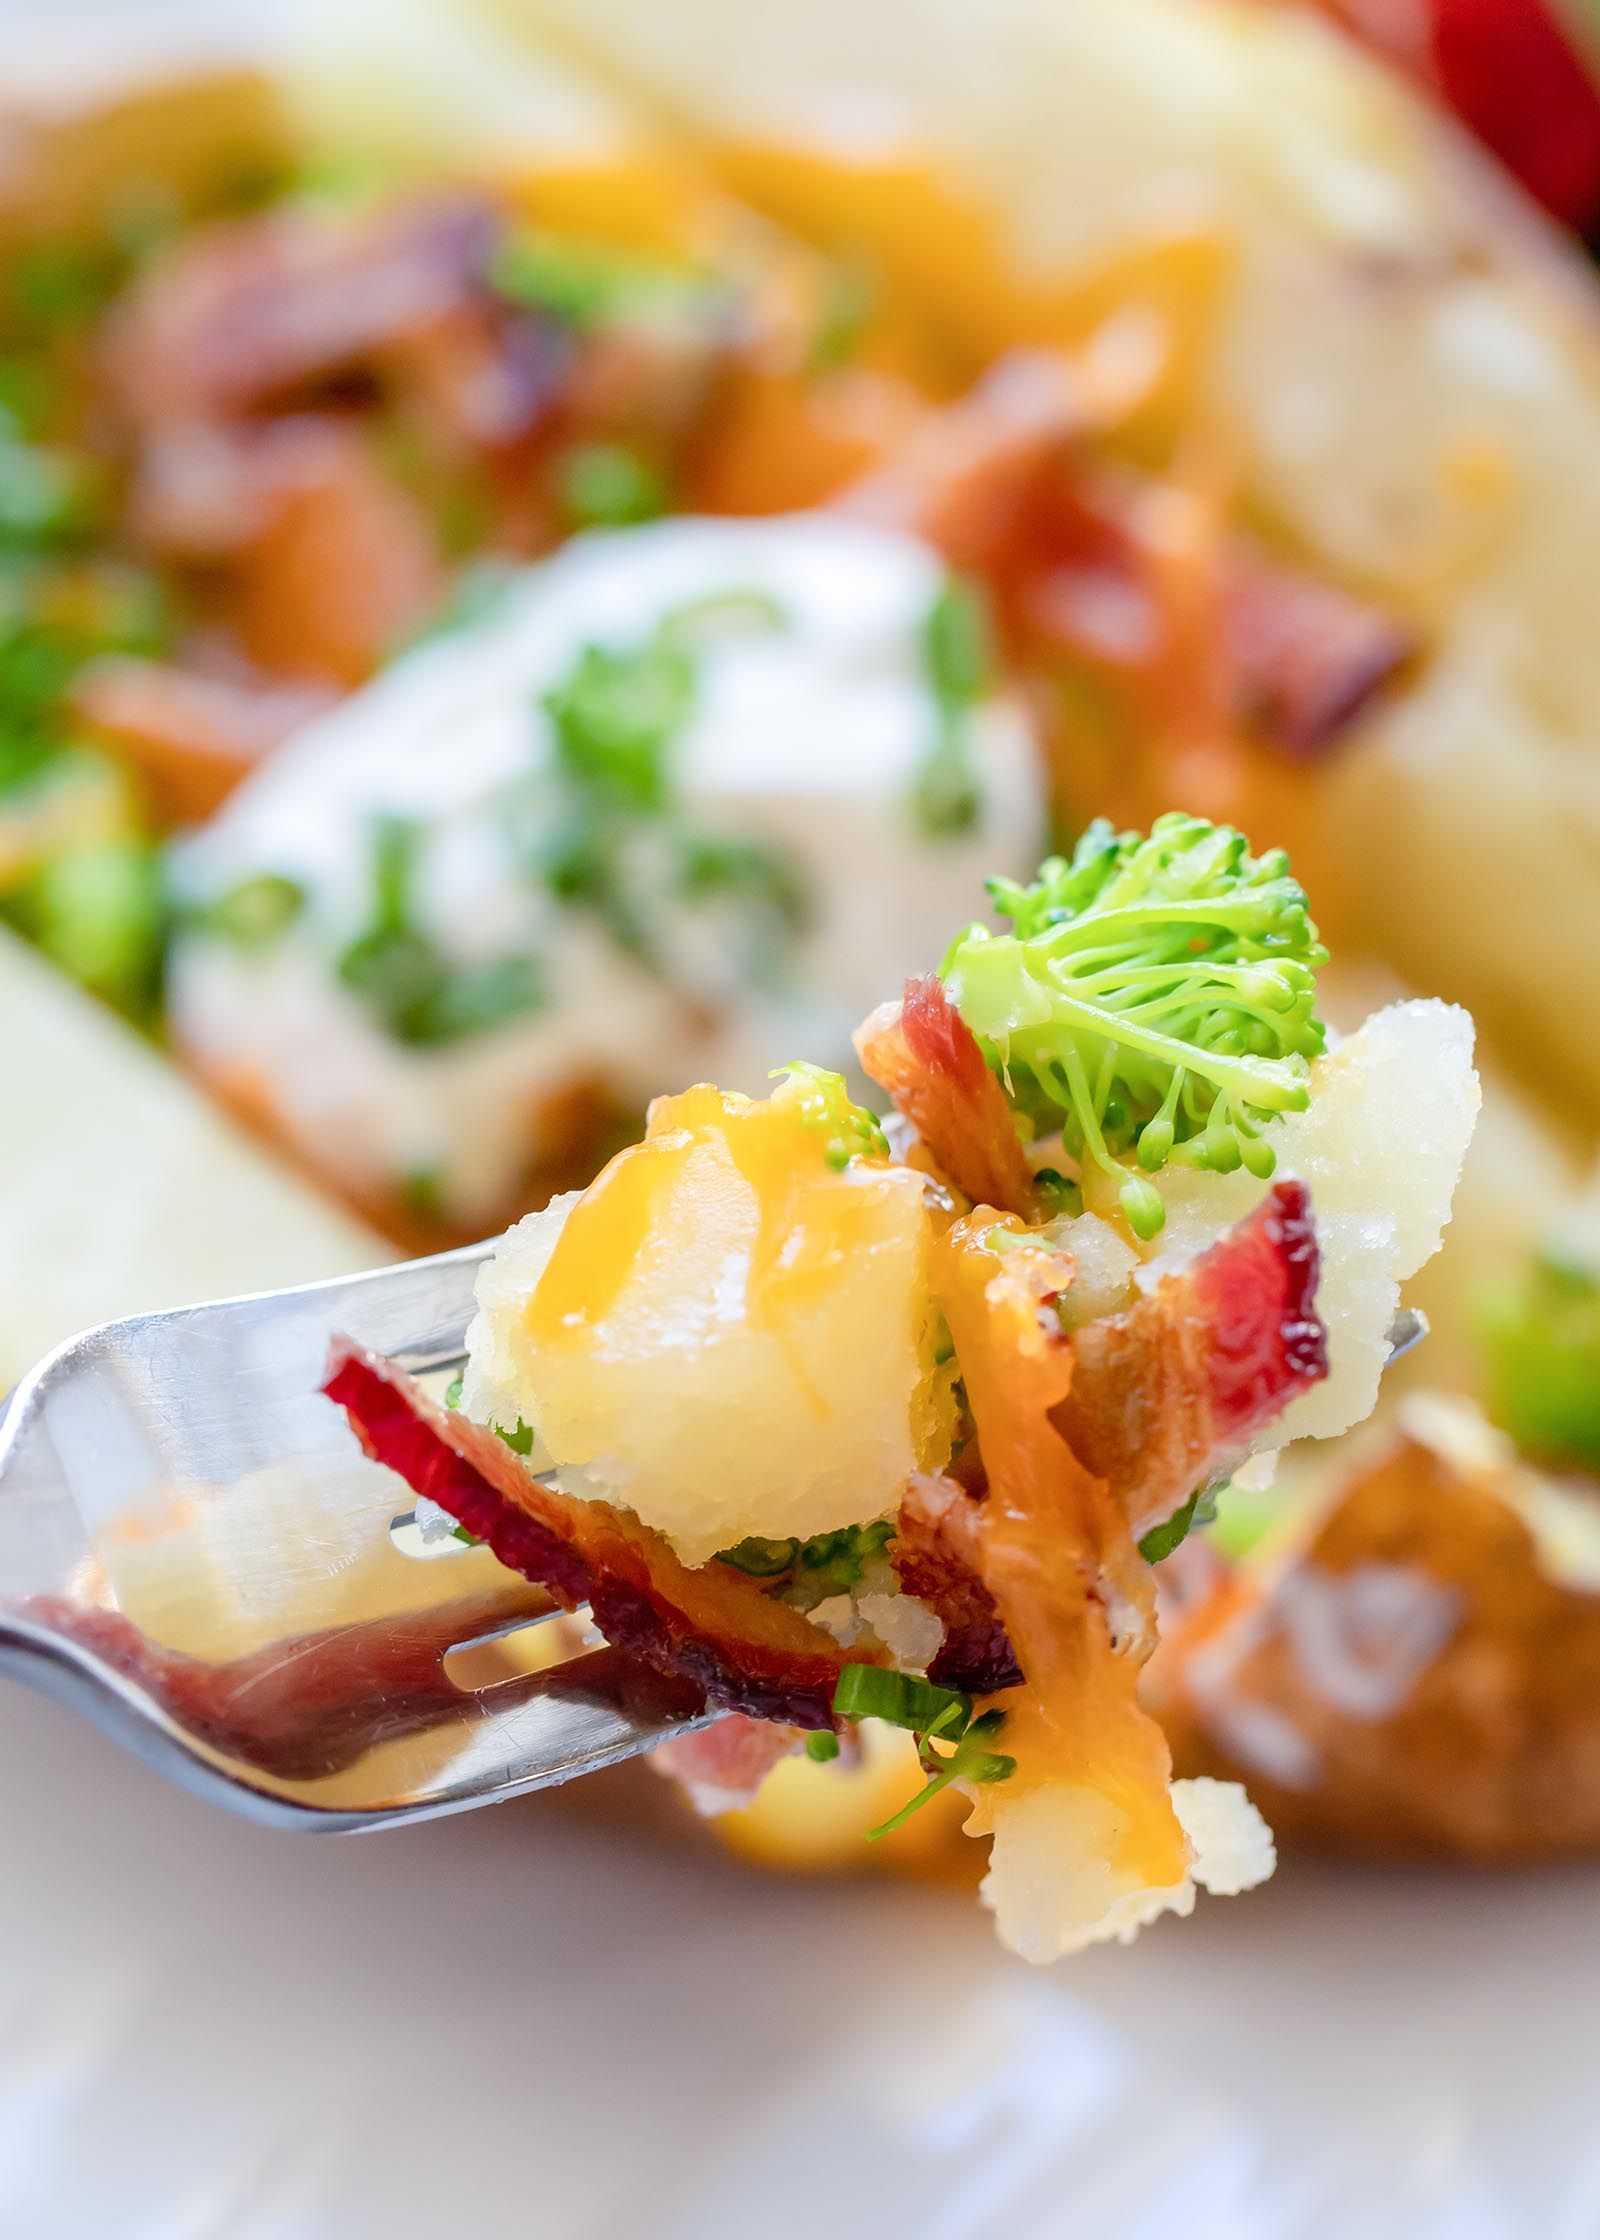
[893,1472,1021,1692]
[125,415,442,686]
[1055,1179,1327,1538]
[101,193,504,426]
[855,974,1037,1216]
[1024,471,1414,761]
[74,656,332,819]
[853,352,1412,761]
[228,420,442,685]
[323,1341,870,1729]
[845,349,1080,574]
[650,1714,802,1813]
[1222,555,1415,761]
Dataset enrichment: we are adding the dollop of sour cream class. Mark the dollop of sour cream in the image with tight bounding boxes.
[169,514,1047,1224]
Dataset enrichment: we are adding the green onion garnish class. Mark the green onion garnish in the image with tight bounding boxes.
[910,576,990,838]
[193,871,306,949]
[555,442,667,529]
[832,1664,971,1734]
[832,1663,1015,1837]
[1137,1479,1222,1565]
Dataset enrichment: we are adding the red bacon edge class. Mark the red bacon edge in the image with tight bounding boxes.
[322,1342,860,1730]
[855,974,1038,1216]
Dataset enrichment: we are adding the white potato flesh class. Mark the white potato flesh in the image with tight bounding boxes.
[978,1774,1275,1964]
[462,1085,943,1564]
[1147,999,1480,1444]
[170,514,1045,1225]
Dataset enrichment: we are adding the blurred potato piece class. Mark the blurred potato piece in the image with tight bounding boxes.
[1151,1401,1600,1860]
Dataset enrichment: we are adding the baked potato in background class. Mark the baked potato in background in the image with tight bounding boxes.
[1151,1400,1600,1861]
[494,0,1600,1133]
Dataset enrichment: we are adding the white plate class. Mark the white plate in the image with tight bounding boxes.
[5,1683,1600,2240]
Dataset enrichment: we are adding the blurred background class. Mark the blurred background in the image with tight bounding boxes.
[5,0,1600,2232]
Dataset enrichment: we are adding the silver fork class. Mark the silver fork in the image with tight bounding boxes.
[0,1246,714,1834]
[0,1249,1427,1836]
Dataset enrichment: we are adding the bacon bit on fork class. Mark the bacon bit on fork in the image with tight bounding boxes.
[893,1472,1022,1692]
[323,1341,875,1729]
[855,974,1038,1217]
[1057,1179,1327,1540]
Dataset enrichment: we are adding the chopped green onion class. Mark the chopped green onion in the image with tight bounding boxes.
[544,637,694,814]
[807,255,877,377]
[911,578,991,839]
[925,577,992,711]
[401,1167,447,1225]
[27,832,165,1015]
[338,817,545,1047]
[657,589,788,650]
[193,872,306,948]
[797,1519,895,1587]
[805,1731,842,1763]
[1138,1478,1222,1565]
[443,1374,465,1411]
[490,231,710,333]
[555,442,667,529]
[832,1663,970,1734]
[717,1536,801,1577]
[1480,1240,1600,1475]
[867,1708,1016,1840]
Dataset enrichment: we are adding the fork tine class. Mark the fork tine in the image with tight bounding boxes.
[0,1248,709,1829]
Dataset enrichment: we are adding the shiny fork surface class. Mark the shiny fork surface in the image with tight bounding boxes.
[0,1246,709,1832]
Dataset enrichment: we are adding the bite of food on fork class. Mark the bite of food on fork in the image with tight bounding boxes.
[0,815,1477,1958]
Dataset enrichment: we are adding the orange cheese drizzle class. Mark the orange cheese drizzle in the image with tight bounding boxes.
[933,1213,1188,1888]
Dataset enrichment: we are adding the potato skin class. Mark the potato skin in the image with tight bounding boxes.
[1151,1415,1600,1861]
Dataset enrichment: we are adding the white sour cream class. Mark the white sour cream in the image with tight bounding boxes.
[169,514,1047,1223]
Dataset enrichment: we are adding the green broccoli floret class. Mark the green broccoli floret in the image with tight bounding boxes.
[1479,1240,1600,1476]
[942,813,1327,1239]
[772,1061,889,1170]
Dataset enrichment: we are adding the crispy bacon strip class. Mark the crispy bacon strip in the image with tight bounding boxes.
[852,351,1411,760]
[893,1472,1022,1692]
[855,974,1037,1216]
[844,349,1080,573]
[1055,1179,1327,1538]
[323,1341,866,1729]
[101,193,504,426]
[1023,470,1414,761]
[1220,554,1415,761]
[649,1715,802,1812]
